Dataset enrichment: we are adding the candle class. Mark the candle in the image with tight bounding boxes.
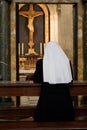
[44,43,46,51]
[40,42,42,56]
[22,43,24,56]
[18,43,20,56]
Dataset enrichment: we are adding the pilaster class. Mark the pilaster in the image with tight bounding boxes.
[83,0,87,80]
[0,0,11,80]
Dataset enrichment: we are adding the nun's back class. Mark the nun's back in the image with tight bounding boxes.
[34,42,75,121]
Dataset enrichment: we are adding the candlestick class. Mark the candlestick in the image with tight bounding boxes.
[18,43,20,56]
[44,43,46,51]
[40,42,42,56]
[22,43,24,56]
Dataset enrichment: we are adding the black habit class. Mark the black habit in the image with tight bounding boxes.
[34,59,75,122]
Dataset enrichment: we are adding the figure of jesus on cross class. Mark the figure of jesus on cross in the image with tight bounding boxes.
[19,4,43,54]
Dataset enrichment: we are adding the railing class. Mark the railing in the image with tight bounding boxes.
[0,81,87,96]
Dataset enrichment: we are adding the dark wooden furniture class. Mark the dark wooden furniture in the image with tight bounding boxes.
[0,121,87,130]
[0,81,87,96]
[0,81,87,129]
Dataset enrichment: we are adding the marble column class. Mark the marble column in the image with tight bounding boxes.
[83,0,87,80]
[0,0,11,80]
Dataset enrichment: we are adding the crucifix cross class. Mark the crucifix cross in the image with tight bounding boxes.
[19,4,43,54]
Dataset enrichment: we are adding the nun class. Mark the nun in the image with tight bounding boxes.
[34,41,75,122]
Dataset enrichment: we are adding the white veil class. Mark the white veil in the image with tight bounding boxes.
[43,41,73,84]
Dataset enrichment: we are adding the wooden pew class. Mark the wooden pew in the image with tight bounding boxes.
[0,81,87,96]
[0,81,87,130]
[0,121,87,130]
[0,81,87,120]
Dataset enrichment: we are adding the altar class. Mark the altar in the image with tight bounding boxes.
[19,69,35,81]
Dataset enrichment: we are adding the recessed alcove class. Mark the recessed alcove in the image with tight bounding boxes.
[11,0,83,82]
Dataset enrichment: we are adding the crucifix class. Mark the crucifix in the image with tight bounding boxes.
[19,4,43,54]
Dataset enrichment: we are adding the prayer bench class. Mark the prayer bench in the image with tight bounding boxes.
[0,81,87,130]
[0,121,87,130]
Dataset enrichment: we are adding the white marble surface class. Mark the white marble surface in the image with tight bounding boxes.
[19,69,35,74]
